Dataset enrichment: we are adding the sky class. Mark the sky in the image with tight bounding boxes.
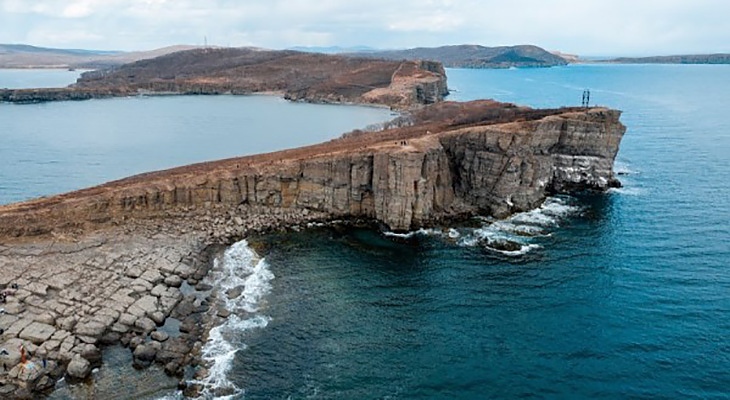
[1,0,728,56]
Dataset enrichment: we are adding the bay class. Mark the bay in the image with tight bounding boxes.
[0,68,82,89]
[0,92,393,204]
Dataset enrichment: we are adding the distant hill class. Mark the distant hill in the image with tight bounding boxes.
[61,47,448,109]
[287,45,377,54]
[0,44,205,69]
[604,53,730,64]
[348,44,569,68]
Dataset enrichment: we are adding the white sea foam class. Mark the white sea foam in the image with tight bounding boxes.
[613,160,637,175]
[190,240,274,400]
[382,228,442,239]
[457,196,580,256]
[608,186,645,196]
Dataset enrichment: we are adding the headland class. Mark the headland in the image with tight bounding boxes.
[0,48,625,398]
[1,47,448,110]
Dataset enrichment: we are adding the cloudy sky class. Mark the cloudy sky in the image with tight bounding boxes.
[1,0,727,56]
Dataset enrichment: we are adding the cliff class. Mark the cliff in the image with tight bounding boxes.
[0,100,625,237]
[1,48,448,109]
[0,100,625,398]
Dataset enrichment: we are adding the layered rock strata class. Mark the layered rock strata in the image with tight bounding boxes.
[0,100,625,398]
[0,101,625,237]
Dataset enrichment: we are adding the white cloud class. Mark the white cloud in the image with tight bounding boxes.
[0,0,728,55]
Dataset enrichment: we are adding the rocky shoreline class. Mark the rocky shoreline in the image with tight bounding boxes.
[0,99,626,398]
[0,204,330,398]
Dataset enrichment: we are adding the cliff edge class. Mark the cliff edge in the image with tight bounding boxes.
[0,99,625,398]
[0,100,625,237]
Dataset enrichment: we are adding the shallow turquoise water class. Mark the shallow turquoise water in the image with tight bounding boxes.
[214,65,730,399]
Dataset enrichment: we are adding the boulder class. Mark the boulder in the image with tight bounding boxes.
[67,354,91,380]
[164,275,183,288]
[118,313,136,326]
[80,343,101,365]
[151,331,169,342]
[150,311,166,326]
[133,344,157,362]
[227,286,244,300]
[134,317,156,334]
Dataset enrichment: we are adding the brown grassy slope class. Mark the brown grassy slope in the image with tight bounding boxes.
[75,47,448,107]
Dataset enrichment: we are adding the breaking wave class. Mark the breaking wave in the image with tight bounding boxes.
[383,196,581,256]
[461,196,580,255]
[191,240,274,399]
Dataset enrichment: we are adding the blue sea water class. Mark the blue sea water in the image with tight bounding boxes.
[2,65,730,399]
[201,64,730,399]
[0,91,393,204]
[0,68,82,89]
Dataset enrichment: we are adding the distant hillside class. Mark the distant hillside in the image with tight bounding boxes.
[287,45,377,54]
[349,44,569,68]
[0,44,204,69]
[60,47,447,109]
[605,53,730,64]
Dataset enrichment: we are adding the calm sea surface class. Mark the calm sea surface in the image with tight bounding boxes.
[0,68,81,89]
[3,65,730,399]
[0,73,393,204]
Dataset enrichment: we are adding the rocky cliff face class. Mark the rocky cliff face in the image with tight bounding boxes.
[0,102,625,237]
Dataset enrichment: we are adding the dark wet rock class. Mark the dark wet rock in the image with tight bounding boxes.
[482,239,523,252]
[133,344,157,362]
[179,319,193,334]
[164,360,183,376]
[128,336,145,350]
[226,285,244,300]
[194,282,213,291]
[216,306,231,318]
[99,331,121,345]
[171,297,196,319]
[183,382,203,398]
[12,387,32,400]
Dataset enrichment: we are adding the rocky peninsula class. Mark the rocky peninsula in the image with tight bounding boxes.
[1,47,448,109]
[0,48,625,398]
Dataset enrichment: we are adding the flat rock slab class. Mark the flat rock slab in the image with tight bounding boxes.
[19,322,56,344]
